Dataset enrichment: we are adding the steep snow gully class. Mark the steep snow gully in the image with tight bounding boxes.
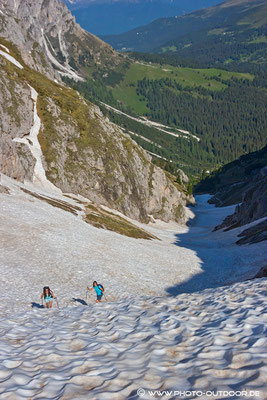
[0,43,60,193]
[13,86,61,193]
[0,45,23,69]
[0,176,266,315]
[0,180,266,400]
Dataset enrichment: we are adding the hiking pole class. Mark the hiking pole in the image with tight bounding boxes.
[55,297,59,309]
[86,287,90,303]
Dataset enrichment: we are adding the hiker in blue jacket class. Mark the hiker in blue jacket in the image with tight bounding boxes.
[87,281,104,303]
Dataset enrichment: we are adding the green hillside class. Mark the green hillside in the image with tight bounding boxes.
[160,4,267,73]
[67,58,266,176]
[103,0,267,73]
[111,62,253,113]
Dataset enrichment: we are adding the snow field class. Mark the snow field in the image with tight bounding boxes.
[0,175,266,315]
[0,279,266,399]
[0,176,266,317]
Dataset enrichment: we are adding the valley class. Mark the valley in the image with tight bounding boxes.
[103,0,267,69]
[5,0,263,177]
[68,56,265,175]
[111,62,253,112]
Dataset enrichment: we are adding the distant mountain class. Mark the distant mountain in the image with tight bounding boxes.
[103,0,267,70]
[62,0,222,35]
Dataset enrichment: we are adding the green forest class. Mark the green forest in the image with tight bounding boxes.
[66,59,266,176]
[160,26,267,75]
[136,76,266,163]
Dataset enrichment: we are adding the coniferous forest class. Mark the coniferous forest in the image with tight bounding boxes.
[136,76,266,163]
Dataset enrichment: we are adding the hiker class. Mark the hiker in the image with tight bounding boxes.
[87,281,104,303]
[41,286,55,308]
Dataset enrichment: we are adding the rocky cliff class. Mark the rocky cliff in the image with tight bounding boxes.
[214,167,267,231]
[195,145,267,244]
[0,0,126,82]
[0,0,194,224]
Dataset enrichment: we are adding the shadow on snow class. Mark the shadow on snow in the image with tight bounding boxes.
[165,199,236,297]
[72,297,87,306]
[31,302,44,309]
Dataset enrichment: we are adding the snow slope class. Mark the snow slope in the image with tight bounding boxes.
[0,175,266,399]
[0,174,266,316]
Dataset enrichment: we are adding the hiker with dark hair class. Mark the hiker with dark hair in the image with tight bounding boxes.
[41,286,55,308]
[87,281,104,303]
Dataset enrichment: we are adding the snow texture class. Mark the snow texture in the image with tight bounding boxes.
[0,278,266,399]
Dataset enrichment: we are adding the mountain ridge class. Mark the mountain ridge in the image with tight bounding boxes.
[103,0,267,62]
[0,0,126,82]
[63,0,222,35]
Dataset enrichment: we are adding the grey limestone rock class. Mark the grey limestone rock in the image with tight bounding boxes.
[0,67,35,181]
[0,0,124,81]
[215,174,267,232]
[236,219,267,245]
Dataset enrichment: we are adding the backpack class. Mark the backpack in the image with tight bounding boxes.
[98,284,104,293]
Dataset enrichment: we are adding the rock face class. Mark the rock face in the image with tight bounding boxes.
[0,0,194,223]
[37,91,192,222]
[0,0,125,82]
[195,145,267,207]
[0,65,35,181]
[237,220,267,246]
[215,167,267,230]
[195,145,267,244]
[252,265,267,279]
